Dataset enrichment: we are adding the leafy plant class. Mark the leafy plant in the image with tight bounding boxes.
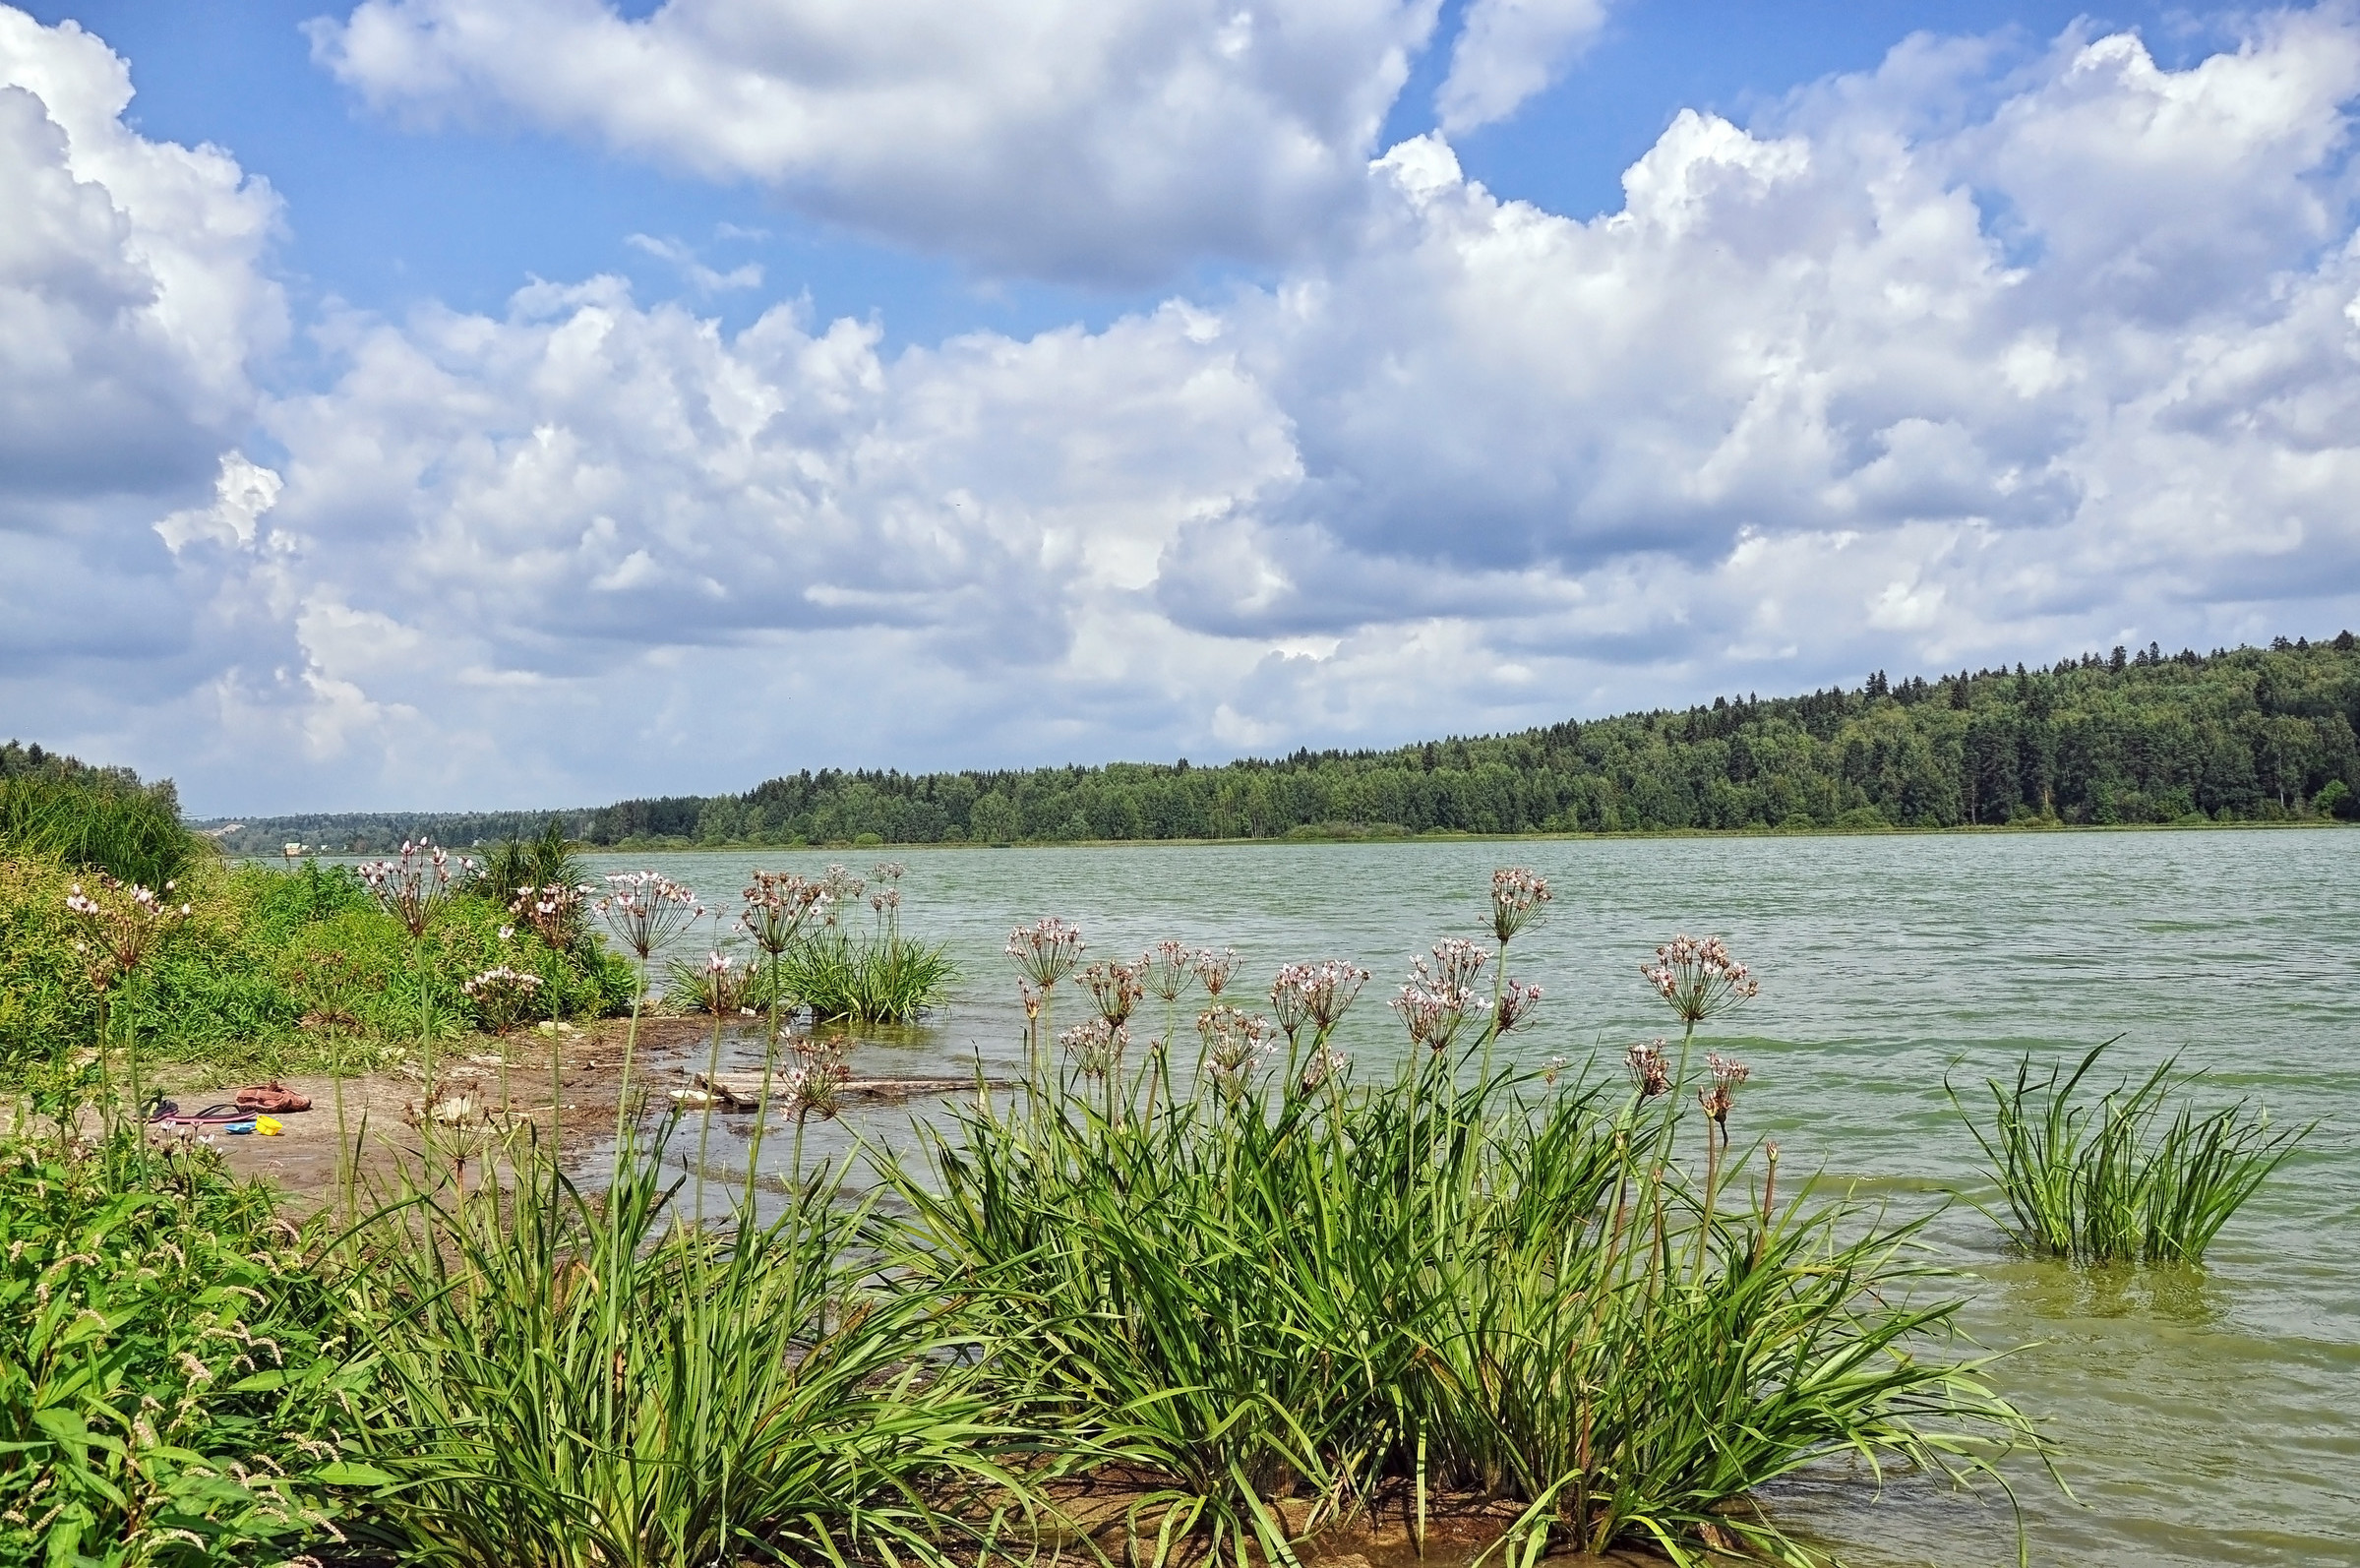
[883,882,2042,1568]
[0,770,197,889]
[340,1120,1020,1568]
[751,929,957,1022]
[1953,1040,2310,1264]
[0,1128,374,1566]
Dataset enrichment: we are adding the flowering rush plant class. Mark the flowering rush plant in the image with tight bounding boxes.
[742,871,827,955]
[1059,1016,1129,1080]
[1080,959,1144,1027]
[596,872,703,961]
[462,965,542,1034]
[359,839,472,938]
[1642,934,1760,1029]
[1270,959,1370,1043]
[1006,918,1085,989]
[510,881,591,947]
[1490,867,1551,944]
[63,874,191,993]
[1140,939,1199,1004]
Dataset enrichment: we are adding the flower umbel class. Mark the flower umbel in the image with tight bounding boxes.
[358,840,472,939]
[595,873,704,961]
[1492,979,1543,1034]
[1141,940,1199,1004]
[462,966,542,1034]
[1080,960,1144,1027]
[1642,935,1760,1029]
[742,872,827,955]
[1059,1016,1129,1080]
[63,874,190,993]
[1490,867,1552,944]
[1699,1053,1751,1127]
[1625,1039,1671,1099]
[1197,1004,1276,1100]
[1193,947,1240,998]
[1006,918,1086,989]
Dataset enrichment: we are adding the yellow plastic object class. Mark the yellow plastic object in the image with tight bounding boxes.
[255,1115,283,1136]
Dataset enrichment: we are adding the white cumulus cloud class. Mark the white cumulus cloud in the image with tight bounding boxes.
[309,0,1445,282]
[1435,0,1609,133]
[15,5,2360,813]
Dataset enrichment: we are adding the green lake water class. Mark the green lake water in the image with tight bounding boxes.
[568,828,2357,1568]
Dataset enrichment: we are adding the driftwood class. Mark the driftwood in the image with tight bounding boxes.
[676,1071,1005,1110]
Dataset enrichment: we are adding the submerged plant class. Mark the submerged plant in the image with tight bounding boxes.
[1954,1040,2310,1264]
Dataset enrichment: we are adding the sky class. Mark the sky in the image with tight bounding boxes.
[5,2,2359,815]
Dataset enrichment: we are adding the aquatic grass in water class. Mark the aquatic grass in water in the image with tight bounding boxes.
[1955,1040,2309,1264]
[752,927,957,1022]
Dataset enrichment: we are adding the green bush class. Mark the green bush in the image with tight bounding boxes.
[0,852,634,1083]
[0,1130,375,1566]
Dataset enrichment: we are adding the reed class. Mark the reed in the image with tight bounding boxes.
[0,770,196,889]
[1955,1041,2309,1264]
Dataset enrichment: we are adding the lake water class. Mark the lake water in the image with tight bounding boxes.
[567,829,2357,1568]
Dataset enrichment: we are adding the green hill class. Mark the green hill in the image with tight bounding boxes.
[193,633,2360,853]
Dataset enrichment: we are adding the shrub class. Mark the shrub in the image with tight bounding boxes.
[1953,1041,2309,1264]
[0,1129,375,1565]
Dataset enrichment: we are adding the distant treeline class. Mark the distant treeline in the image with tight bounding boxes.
[195,634,2360,854]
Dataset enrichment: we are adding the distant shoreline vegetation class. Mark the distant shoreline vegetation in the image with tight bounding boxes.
[188,633,2360,853]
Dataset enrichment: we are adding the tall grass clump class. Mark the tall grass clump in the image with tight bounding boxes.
[0,766,197,890]
[884,875,2042,1568]
[339,1116,1019,1568]
[742,863,956,1023]
[1954,1040,2309,1264]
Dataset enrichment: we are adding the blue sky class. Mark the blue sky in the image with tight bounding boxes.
[4,1,2357,813]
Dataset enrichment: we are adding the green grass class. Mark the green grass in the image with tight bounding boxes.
[337,1118,1022,1568]
[0,771,197,889]
[884,1034,2040,1567]
[748,929,958,1023]
[1954,1041,2310,1264]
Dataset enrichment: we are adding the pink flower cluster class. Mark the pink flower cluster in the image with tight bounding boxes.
[1698,1052,1752,1124]
[1059,1016,1130,1079]
[1625,1039,1670,1098]
[1080,959,1144,1027]
[1641,935,1760,1027]
[743,871,828,954]
[358,840,473,939]
[1269,959,1371,1040]
[62,874,191,993]
[1197,1004,1276,1099]
[1490,867,1552,943]
[595,872,704,961]
[1006,918,1086,988]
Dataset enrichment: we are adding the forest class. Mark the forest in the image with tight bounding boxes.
[195,634,2360,852]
